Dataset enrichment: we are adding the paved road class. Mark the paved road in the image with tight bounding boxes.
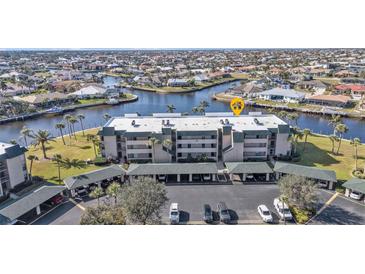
[309,190,365,225]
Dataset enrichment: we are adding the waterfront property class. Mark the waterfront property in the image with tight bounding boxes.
[99,112,292,163]
[307,94,352,107]
[256,88,306,103]
[0,142,28,199]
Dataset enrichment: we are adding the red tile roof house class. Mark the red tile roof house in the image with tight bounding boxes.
[335,84,365,98]
[306,94,352,107]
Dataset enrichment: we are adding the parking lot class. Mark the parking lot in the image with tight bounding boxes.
[30,183,365,225]
[309,190,365,225]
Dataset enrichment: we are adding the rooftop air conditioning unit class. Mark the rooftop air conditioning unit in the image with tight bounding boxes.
[131,120,135,126]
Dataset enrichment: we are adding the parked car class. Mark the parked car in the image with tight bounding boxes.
[202,204,213,223]
[169,203,180,224]
[318,181,328,188]
[349,191,364,200]
[192,174,201,181]
[257,204,273,223]
[76,187,88,197]
[203,174,211,181]
[217,201,231,223]
[158,175,166,181]
[273,198,293,221]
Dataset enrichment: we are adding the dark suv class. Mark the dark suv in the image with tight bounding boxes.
[202,204,213,223]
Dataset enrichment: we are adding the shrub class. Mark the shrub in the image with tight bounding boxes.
[94,156,108,165]
[290,206,314,224]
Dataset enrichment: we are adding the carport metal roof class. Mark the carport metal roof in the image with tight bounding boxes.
[225,162,273,174]
[0,185,66,222]
[127,163,219,175]
[64,165,127,190]
[343,178,365,194]
[274,162,337,182]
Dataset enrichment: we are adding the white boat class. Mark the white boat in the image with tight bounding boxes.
[106,98,119,105]
[45,106,64,114]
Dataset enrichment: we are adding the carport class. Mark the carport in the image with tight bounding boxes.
[225,162,273,182]
[126,163,219,183]
[0,184,66,224]
[343,178,365,199]
[63,165,127,196]
[273,162,337,189]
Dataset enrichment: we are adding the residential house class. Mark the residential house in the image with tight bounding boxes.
[256,88,306,103]
[306,95,352,107]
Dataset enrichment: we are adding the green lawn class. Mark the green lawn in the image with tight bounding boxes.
[78,98,106,105]
[26,128,104,184]
[296,134,365,181]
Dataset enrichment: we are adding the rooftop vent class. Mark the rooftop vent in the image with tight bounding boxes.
[166,119,170,125]
[220,119,224,124]
[225,119,229,125]
[131,120,136,126]
[162,119,165,125]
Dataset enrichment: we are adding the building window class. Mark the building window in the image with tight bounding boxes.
[178,153,182,157]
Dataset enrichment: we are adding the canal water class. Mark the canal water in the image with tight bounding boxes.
[1,76,364,143]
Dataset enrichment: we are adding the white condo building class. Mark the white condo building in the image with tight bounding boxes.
[0,142,28,199]
[99,112,292,163]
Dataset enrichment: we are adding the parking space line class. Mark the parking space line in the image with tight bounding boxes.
[28,201,68,225]
[69,198,86,211]
[306,192,339,224]
[336,194,365,207]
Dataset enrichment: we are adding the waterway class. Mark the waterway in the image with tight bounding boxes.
[1,76,364,143]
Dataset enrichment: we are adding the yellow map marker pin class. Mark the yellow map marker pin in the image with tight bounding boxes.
[230,97,245,116]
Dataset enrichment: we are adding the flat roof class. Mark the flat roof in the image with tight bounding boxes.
[64,165,127,189]
[225,162,273,174]
[0,184,66,222]
[127,163,219,175]
[343,178,365,194]
[104,112,288,134]
[274,162,337,182]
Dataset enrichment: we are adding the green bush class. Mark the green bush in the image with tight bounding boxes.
[94,156,108,165]
[290,206,314,224]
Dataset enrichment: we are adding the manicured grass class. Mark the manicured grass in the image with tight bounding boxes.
[78,98,106,105]
[26,128,104,184]
[296,134,365,181]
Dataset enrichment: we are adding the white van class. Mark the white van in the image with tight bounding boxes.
[169,203,180,224]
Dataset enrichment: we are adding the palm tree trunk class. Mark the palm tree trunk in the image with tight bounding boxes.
[41,142,47,159]
[58,164,61,182]
[29,161,33,178]
[336,138,342,155]
[93,143,97,157]
[355,146,358,170]
[24,136,28,147]
[80,121,85,136]
[59,129,66,145]
[303,136,308,152]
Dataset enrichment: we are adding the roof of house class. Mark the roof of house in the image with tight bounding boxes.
[258,88,306,99]
[70,85,107,96]
[0,185,66,222]
[335,84,365,93]
[274,162,337,182]
[63,165,127,189]
[18,92,68,104]
[127,163,219,175]
[225,162,273,174]
[308,94,351,103]
[342,178,365,194]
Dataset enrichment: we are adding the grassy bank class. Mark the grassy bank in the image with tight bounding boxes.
[26,128,104,184]
[296,134,365,181]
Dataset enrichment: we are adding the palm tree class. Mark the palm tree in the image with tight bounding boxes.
[198,100,209,115]
[166,104,176,113]
[68,116,79,140]
[103,113,111,122]
[302,128,311,152]
[106,182,121,204]
[20,126,33,147]
[278,111,287,120]
[33,130,55,159]
[289,127,303,154]
[192,106,200,114]
[90,187,104,206]
[77,114,86,136]
[149,137,159,163]
[87,134,100,157]
[55,122,66,145]
[329,135,339,154]
[63,114,73,141]
[335,123,349,155]
[328,114,342,135]
[350,138,361,170]
[27,154,39,179]
[9,139,18,145]
[52,154,63,182]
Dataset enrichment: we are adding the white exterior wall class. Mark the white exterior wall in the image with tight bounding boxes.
[154,143,171,163]
[103,136,118,158]
[275,133,291,156]
[6,155,27,189]
[223,142,244,162]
